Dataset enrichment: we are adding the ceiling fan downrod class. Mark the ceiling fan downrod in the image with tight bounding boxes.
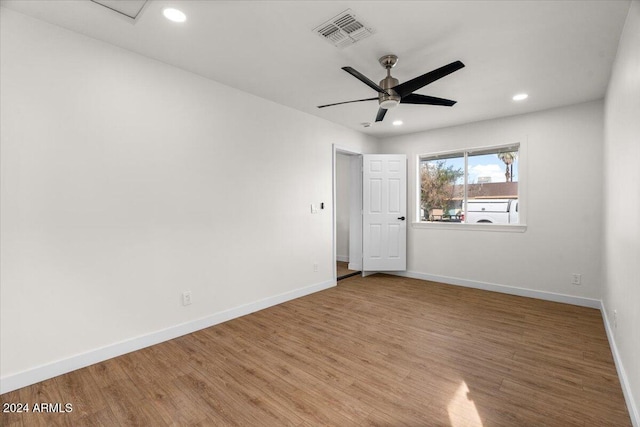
[378,55,400,109]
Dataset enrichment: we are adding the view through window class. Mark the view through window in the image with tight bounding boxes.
[419,144,519,224]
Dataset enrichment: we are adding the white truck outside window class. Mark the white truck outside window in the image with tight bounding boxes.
[465,199,518,224]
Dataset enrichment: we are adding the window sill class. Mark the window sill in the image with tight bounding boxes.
[411,222,527,233]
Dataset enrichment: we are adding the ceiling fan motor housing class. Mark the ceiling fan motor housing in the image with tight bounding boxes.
[379,76,400,109]
[378,54,400,109]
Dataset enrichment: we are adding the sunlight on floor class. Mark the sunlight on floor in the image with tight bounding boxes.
[447,381,484,427]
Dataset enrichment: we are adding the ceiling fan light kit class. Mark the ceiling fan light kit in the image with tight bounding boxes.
[379,99,399,109]
[318,54,465,123]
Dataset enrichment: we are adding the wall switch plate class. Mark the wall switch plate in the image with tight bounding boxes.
[313,263,319,272]
[311,204,318,214]
[182,291,192,306]
[571,273,582,285]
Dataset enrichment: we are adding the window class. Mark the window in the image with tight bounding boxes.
[419,144,520,225]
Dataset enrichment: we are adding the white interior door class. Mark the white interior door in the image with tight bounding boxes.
[362,154,407,272]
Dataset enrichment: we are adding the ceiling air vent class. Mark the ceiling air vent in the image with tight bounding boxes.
[313,9,375,48]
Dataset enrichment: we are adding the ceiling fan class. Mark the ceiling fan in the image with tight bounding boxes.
[318,55,465,123]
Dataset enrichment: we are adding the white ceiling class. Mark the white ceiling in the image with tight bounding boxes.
[1,0,631,138]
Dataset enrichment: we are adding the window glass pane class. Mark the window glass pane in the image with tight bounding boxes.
[419,155,464,222]
[418,144,520,225]
[465,148,519,224]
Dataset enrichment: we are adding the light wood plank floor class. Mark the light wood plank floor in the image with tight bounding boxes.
[1,274,631,426]
[337,261,359,279]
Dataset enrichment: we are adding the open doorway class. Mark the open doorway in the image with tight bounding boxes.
[333,148,407,280]
[333,146,362,281]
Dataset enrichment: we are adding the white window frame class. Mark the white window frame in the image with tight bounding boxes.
[413,142,527,233]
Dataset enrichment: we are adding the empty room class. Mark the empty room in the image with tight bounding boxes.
[1,0,638,425]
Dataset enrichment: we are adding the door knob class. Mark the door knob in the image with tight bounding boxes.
[397,216,405,221]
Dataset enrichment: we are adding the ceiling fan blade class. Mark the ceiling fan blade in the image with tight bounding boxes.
[375,108,387,122]
[400,93,457,107]
[393,60,465,98]
[317,97,378,109]
[342,67,390,96]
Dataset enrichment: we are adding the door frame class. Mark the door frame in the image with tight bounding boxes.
[332,144,363,283]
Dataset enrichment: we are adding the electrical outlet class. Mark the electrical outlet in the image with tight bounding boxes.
[182,291,192,306]
[613,310,618,329]
[571,273,582,285]
[313,263,319,272]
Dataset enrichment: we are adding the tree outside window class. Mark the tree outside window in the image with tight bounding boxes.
[420,157,464,221]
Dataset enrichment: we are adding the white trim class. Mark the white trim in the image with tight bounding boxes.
[333,145,363,157]
[348,154,363,271]
[332,146,337,284]
[412,222,527,233]
[417,143,522,160]
[332,144,363,284]
[336,255,349,262]
[0,279,335,395]
[601,305,640,427]
[388,270,600,308]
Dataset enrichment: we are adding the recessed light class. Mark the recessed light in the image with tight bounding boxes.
[393,120,403,126]
[163,7,186,23]
[512,93,528,101]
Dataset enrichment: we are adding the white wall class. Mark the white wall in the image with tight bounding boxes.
[604,0,640,421]
[379,101,604,303]
[0,8,378,388]
[335,153,350,262]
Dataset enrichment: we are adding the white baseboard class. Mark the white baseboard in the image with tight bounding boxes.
[0,279,335,395]
[601,305,640,427]
[388,270,601,308]
[336,255,349,262]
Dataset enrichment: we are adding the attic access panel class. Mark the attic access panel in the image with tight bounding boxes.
[90,0,148,20]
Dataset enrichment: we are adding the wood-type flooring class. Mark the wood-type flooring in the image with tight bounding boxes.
[337,261,359,280]
[1,274,631,426]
